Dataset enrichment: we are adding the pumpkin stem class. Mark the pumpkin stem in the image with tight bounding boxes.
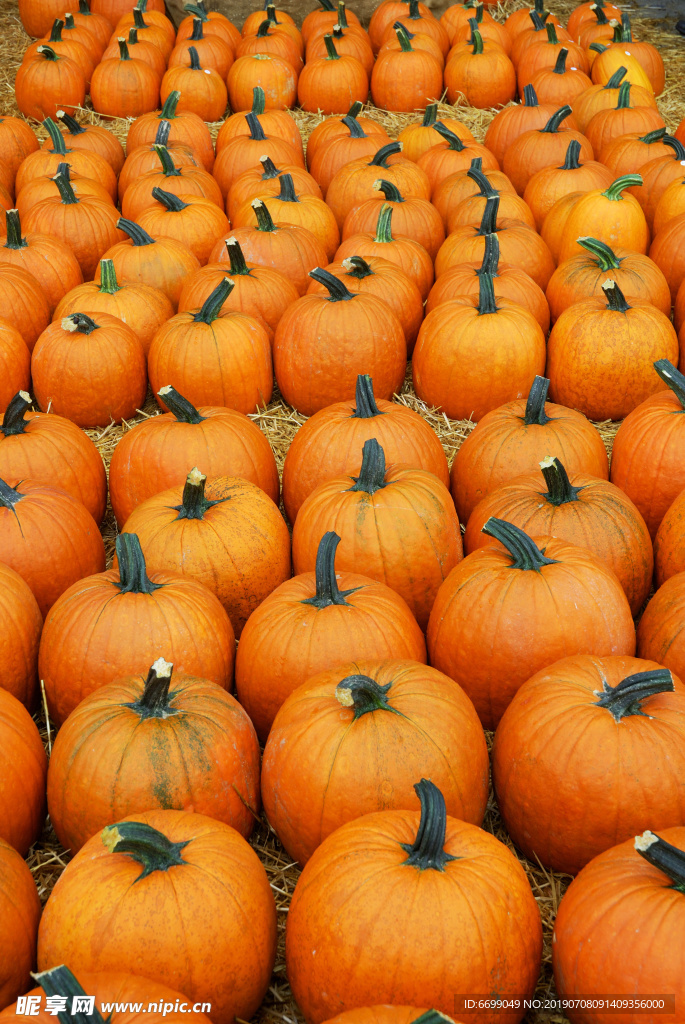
[3,209,27,250]
[522,84,539,107]
[151,186,189,212]
[476,272,498,315]
[118,37,132,59]
[56,109,85,136]
[422,102,438,126]
[132,6,147,28]
[610,19,623,42]
[663,136,685,161]
[370,141,402,167]
[256,18,271,37]
[407,0,421,17]
[352,373,384,417]
[276,173,299,203]
[619,12,633,40]
[36,45,60,61]
[127,26,139,44]
[44,116,68,155]
[117,217,156,246]
[154,120,172,147]
[433,121,465,152]
[159,91,181,119]
[653,360,685,411]
[309,266,355,301]
[245,112,267,142]
[348,438,387,495]
[552,47,568,74]
[634,831,685,892]
[115,533,162,594]
[468,156,482,174]
[173,467,226,520]
[341,114,368,139]
[252,198,276,232]
[541,104,573,133]
[61,312,99,334]
[603,65,627,88]
[47,18,64,41]
[184,2,209,21]
[224,236,250,276]
[545,21,559,43]
[374,178,403,202]
[529,10,549,29]
[190,16,204,39]
[482,517,558,570]
[318,0,336,9]
[400,779,458,872]
[193,278,233,322]
[101,821,189,879]
[335,674,402,719]
[477,193,499,235]
[467,165,495,197]
[98,259,121,294]
[639,127,666,144]
[561,139,582,170]
[592,4,610,24]
[395,23,413,50]
[342,256,374,280]
[126,658,179,719]
[595,668,674,721]
[523,376,551,425]
[602,278,631,312]
[33,967,108,1024]
[324,33,340,59]
[540,455,582,505]
[477,232,500,277]
[0,391,32,436]
[338,1,349,29]
[470,28,484,53]
[259,155,281,179]
[157,385,206,423]
[78,0,93,11]
[577,236,621,270]
[615,80,632,109]
[154,143,182,177]
[374,203,394,243]
[302,531,361,607]
[187,45,202,70]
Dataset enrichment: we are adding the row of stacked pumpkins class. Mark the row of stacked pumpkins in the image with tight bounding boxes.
[0,0,684,1021]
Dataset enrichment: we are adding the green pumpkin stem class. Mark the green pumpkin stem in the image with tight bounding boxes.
[193,278,233,322]
[101,821,189,879]
[611,20,623,42]
[478,232,500,277]
[370,141,402,167]
[61,312,98,334]
[256,18,271,37]
[477,193,499,235]
[318,0,336,8]
[36,45,60,61]
[653,360,685,410]
[341,114,368,139]
[98,259,121,294]
[324,33,340,59]
[620,12,633,40]
[190,16,204,39]
[577,236,621,270]
[603,65,627,88]
[395,23,413,50]
[309,266,354,300]
[593,4,610,23]
[523,376,551,425]
[602,278,631,312]
[33,967,108,1024]
[561,139,582,170]
[640,127,666,144]
[595,668,674,721]
[78,0,94,12]
[259,155,281,179]
[44,116,68,155]
[173,467,225,520]
[132,6,147,28]
[663,136,685,161]
[154,120,171,147]
[411,1014,454,1024]
[342,255,374,278]
[252,198,276,232]
[184,2,209,21]
[634,831,685,892]
[374,202,394,243]
[187,45,202,70]
[48,18,64,41]
[154,143,182,177]
[422,102,438,127]
[302,531,361,607]
[224,236,250,275]
[408,0,421,17]
[468,156,483,174]
[529,10,549,30]
[482,517,558,570]
[471,28,484,53]
[3,209,26,250]
[545,21,559,43]
[523,84,539,106]
[127,658,178,719]
[115,533,162,594]
[352,373,384,417]
[159,91,181,119]
[433,121,466,152]
[245,111,267,141]
[374,178,403,202]
[541,104,573,133]
[0,477,22,509]
[0,391,32,436]
[616,80,632,109]
[467,165,496,197]
[157,385,205,423]
[400,779,458,872]
[277,172,299,202]
[335,674,402,719]
[128,26,140,43]
[118,37,132,59]
[117,217,155,246]
[338,1,349,29]
[552,47,568,74]
[348,438,387,495]
[56,109,85,136]
[540,456,582,505]
[151,186,189,212]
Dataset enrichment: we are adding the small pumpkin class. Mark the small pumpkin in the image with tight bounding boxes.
[15,46,86,123]
[303,0,361,45]
[16,117,117,202]
[160,46,228,124]
[371,24,444,113]
[111,4,173,58]
[177,0,239,48]
[232,172,340,259]
[416,120,499,192]
[0,208,83,313]
[444,28,517,108]
[601,125,673,178]
[517,21,589,93]
[445,164,535,232]
[228,52,298,111]
[216,84,303,157]
[0,263,51,353]
[16,162,113,221]
[368,0,433,52]
[101,25,166,77]
[170,17,235,78]
[212,112,304,202]
[46,109,124,176]
[342,178,445,260]
[23,18,95,90]
[0,560,42,709]
[653,174,685,236]
[0,324,30,413]
[228,155,321,223]
[584,80,664,158]
[0,116,39,186]
[483,82,577,164]
[503,103,595,195]
[0,687,47,855]
[649,211,685,304]
[309,115,392,196]
[654,490,685,587]
[522,138,613,230]
[0,837,41,1008]
[376,23,445,72]
[335,202,434,299]
[528,45,592,107]
[572,66,656,134]
[138,186,230,267]
[91,38,160,119]
[69,0,115,52]
[431,154,516,228]
[306,99,388,168]
[326,140,431,232]
[395,101,474,161]
[121,144,223,221]
[297,34,369,115]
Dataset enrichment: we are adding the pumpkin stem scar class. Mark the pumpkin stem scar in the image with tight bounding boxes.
[172,466,228,520]
[335,673,405,719]
[101,821,190,880]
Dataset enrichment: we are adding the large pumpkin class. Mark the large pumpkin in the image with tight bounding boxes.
[493,655,685,875]
[552,828,685,1024]
[285,779,542,1022]
[39,533,235,725]
[0,686,47,855]
[282,373,448,523]
[235,531,426,742]
[451,375,609,525]
[427,518,635,729]
[47,658,261,854]
[654,489,685,587]
[0,560,42,709]
[119,468,291,637]
[464,456,653,615]
[262,659,488,866]
[0,838,40,1010]
[109,385,278,527]
[37,811,277,1024]
[292,439,462,629]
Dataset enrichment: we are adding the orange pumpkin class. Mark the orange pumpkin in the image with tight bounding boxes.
[48,109,124,176]
[90,38,161,119]
[15,46,86,123]
[431,155,516,228]
[649,211,685,304]
[503,103,595,195]
[484,83,577,164]
[416,120,499,191]
[523,138,613,230]
[0,263,50,353]
[177,0,239,48]
[232,172,340,259]
[212,112,304,201]
[309,115,393,197]
[444,29,517,108]
[0,560,42,709]
[445,164,535,232]
[170,17,235,78]
[396,101,474,161]
[101,26,167,77]
[0,837,40,1008]
[218,85,303,154]
[228,52,298,111]
[0,326,30,414]
[0,686,47,855]
[0,209,83,314]
[16,117,117,201]
[335,202,434,299]
[160,47,228,124]
[137,187,230,267]
[601,126,673,179]
[121,144,223,221]
[306,99,388,168]
[342,178,445,260]
[371,24,443,112]
[528,45,592,107]
[573,67,657,134]
[297,34,368,115]
[654,490,685,587]
[127,90,215,172]
[326,140,431,231]
[584,81,664,159]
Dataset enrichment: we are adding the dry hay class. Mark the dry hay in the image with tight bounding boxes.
[2,0,682,1019]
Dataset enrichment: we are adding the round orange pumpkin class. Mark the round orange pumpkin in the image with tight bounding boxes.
[0,686,47,855]
[0,560,42,709]
[0,837,41,1008]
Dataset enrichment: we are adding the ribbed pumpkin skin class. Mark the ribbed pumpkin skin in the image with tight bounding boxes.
[0,264,50,352]
[523,159,613,231]
[47,671,261,853]
[552,826,685,1024]
[0,837,40,1010]
[464,468,653,615]
[119,476,291,637]
[546,248,672,323]
[426,262,550,332]
[54,277,174,357]
[0,230,83,314]
[0,687,47,855]
[451,396,609,525]
[96,234,201,310]
[39,568,235,726]
[638,573,685,687]
[23,193,125,279]
[546,298,679,422]
[262,659,489,866]
[0,322,30,412]
[654,491,685,587]
[36,810,278,1024]
[649,212,685,303]
[427,535,636,729]
[285,806,542,1021]
[493,655,685,876]
[109,404,278,527]
[610,390,685,541]
[0,562,42,709]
